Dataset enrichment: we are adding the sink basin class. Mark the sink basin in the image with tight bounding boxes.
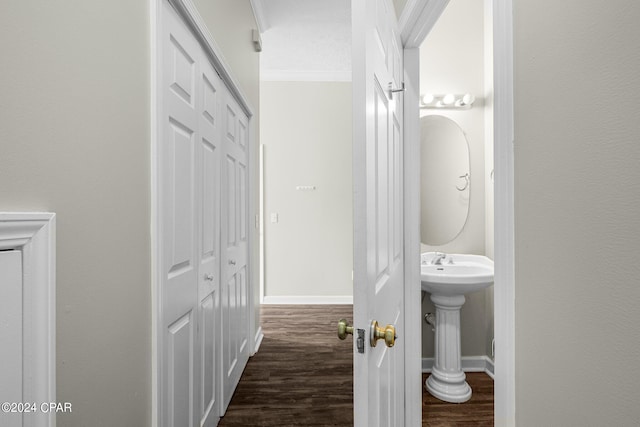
[421,252,494,296]
[420,252,494,403]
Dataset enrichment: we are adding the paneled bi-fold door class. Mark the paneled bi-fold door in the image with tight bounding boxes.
[160,2,250,426]
[220,93,250,412]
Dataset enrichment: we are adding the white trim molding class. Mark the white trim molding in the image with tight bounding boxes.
[249,0,269,33]
[0,212,56,427]
[399,0,450,48]
[253,326,264,355]
[422,356,495,379]
[493,0,516,424]
[403,47,423,427]
[261,295,353,305]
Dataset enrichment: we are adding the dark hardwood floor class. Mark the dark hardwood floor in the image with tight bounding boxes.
[421,372,494,426]
[219,305,493,426]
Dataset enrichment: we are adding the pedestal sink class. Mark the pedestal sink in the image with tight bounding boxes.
[421,252,494,403]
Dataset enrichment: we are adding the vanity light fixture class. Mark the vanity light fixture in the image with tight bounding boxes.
[442,93,455,105]
[420,93,476,109]
[421,93,435,104]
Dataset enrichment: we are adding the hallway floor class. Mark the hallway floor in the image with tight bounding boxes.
[218,305,493,426]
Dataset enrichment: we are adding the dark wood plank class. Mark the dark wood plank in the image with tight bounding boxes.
[219,305,493,426]
[219,305,354,426]
[422,372,494,426]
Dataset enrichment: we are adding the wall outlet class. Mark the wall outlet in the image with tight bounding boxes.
[270,213,278,223]
[491,338,496,357]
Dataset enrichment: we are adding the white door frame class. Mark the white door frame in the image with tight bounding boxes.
[0,212,56,427]
[399,0,515,424]
[150,0,258,424]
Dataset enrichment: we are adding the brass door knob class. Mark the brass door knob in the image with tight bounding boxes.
[337,319,354,340]
[370,320,397,348]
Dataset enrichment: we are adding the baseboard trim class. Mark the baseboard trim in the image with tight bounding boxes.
[252,326,264,355]
[261,296,353,305]
[422,356,494,379]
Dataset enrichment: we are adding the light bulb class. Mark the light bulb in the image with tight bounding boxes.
[462,93,474,105]
[442,94,455,105]
[421,93,435,105]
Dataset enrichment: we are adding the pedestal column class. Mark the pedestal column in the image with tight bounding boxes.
[425,293,472,403]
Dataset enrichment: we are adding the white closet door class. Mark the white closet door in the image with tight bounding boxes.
[161,4,200,426]
[197,55,223,427]
[0,250,22,427]
[220,92,250,412]
[160,2,252,424]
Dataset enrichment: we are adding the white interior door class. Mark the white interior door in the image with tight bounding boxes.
[352,0,405,426]
[161,3,222,426]
[220,92,250,412]
[158,2,253,425]
[161,5,200,425]
[0,250,22,427]
[197,51,223,427]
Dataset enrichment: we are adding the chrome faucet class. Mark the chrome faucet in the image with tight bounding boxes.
[431,252,447,265]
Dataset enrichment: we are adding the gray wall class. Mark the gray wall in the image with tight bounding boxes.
[514,0,640,424]
[0,1,151,425]
[261,81,353,299]
[0,0,259,425]
[419,0,493,359]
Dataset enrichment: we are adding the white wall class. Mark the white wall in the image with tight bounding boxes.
[261,81,353,301]
[513,0,640,424]
[419,0,493,359]
[0,1,259,425]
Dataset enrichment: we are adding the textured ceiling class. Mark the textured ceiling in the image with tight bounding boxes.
[256,0,352,81]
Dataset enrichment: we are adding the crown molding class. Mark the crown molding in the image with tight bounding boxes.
[400,0,450,48]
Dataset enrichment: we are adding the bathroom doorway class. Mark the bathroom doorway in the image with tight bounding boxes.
[418,0,496,421]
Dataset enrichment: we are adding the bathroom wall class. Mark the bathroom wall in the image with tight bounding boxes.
[513,0,640,424]
[261,81,353,301]
[419,0,493,360]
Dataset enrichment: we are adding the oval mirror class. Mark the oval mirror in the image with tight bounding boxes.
[420,115,471,246]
